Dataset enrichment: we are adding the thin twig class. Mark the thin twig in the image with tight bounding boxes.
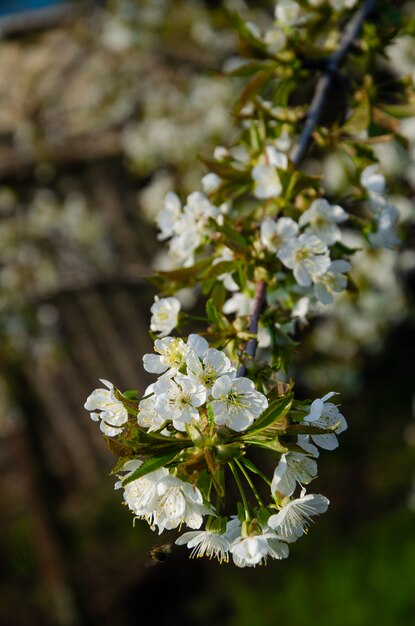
[237,0,375,377]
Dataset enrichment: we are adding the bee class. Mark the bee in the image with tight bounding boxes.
[146,543,173,565]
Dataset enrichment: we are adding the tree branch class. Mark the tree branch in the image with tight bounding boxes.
[237,0,375,377]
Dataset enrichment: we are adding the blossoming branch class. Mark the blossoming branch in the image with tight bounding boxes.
[84,0,407,567]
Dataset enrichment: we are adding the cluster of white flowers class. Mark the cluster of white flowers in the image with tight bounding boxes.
[115,460,212,534]
[157,191,226,267]
[259,197,350,304]
[176,490,330,567]
[361,165,400,249]
[85,362,347,566]
[141,333,268,432]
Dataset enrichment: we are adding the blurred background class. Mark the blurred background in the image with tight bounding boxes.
[0,1,414,625]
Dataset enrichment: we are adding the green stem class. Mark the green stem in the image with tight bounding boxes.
[215,470,224,514]
[187,315,209,322]
[235,458,264,507]
[229,460,250,522]
[240,457,272,487]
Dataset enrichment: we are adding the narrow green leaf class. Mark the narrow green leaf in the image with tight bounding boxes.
[122,452,179,486]
[245,439,288,453]
[113,388,139,416]
[342,92,371,136]
[246,394,293,433]
[283,421,341,435]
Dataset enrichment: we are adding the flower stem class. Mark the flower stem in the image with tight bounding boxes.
[229,460,250,522]
[235,458,264,507]
[240,457,271,487]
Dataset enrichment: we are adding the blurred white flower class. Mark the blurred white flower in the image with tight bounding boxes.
[223,292,253,316]
[314,259,351,305]
[299,198,347,245]
[275,0,304,26]
[260,217,299,253]
[252,164,282,199]
[277,234,330,287]
[361,164,386,197]
[369,205,400,249]
[202,173,222,194]
[157,192,181,241]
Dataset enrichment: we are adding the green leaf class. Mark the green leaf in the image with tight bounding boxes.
[342,92,371,136]
[233,70,275,114]
[229,60,277,77]
[246,394,293,433]
[283,422,341,435]
[122,452,179,486]
[232,13,267,52]
[379,103,415,119]
[122,389,140,399]
[243,438,288,453]
[198,155,249,180]
[216,443,244,462]
[214,219,249,255]
[202,260,240,281]
[206,298,231,330]
[104,436,135,458]
[113,388,139,416]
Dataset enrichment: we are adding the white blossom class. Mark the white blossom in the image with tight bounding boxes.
[268,491,330,541]
[201,172,222,194]
[150,296,181,336]
[143,336,188,375]
[143,334,207,377]
[305,391,348,450]
[264,27,287,54]
[271,452,318,497]
[186,347,235,391]
[277,233,331,287]
[157,192,181,241]
[214,246,239,292]
[222,292,253,316]
[260,217,299,253]
[152,373,206,432]
[137,384,168,432]
[176,528,232,563]
[153,475,212,533]
[211,375,268,431]
[369,205,400,249]
[252,164,282,199]
[291,296,310,324]
[329,0,359,11]
[314,259,351,305]
[265,146,288,170]
[230,530,289,567]
[361,164,385,197]
[299,198,347,245]
[275,0,304,26]
[117,460,168,527]
[84,379,128,436]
